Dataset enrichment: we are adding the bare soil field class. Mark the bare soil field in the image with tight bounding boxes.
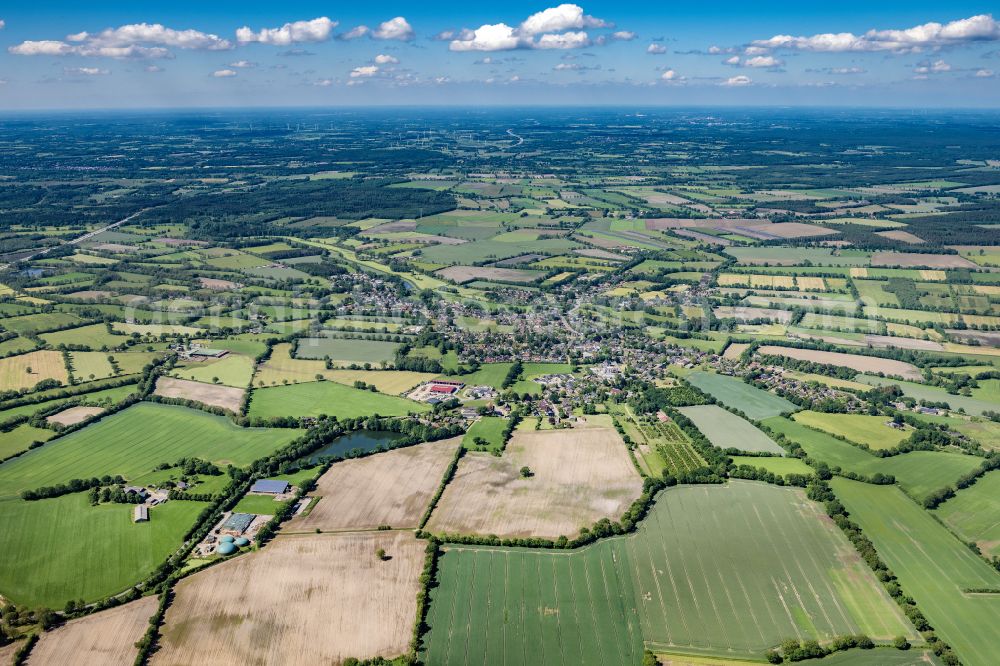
[871,252,976,268]
[197,277,240,290]
[875,230,925,244]
[289,437,460,532]
[757,345,922,381]
[573,247,627,261]
[425,426,643,539]
[153,532,423,666]
[46,405,105,426]
[28,596,157,666]
[0,350,69,392]
[736,222,838,239]
[713,306,794,323]
[864,335,944,351]
[154,376,244,413]
[64,290,114,300]
[0,642,19,665]
[436,265,541,284]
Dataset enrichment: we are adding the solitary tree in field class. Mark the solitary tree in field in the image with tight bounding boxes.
[375,547,387,561]
[25,366,32,374]
[519,466,533,478]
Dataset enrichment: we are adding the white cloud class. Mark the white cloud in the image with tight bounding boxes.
[829,66,866,74]
[340,25,371,40]
[744,55,783,68]
[65,66,108,76]
[752,14,1000,53]
[724,55,740,65]
[212,68,237,77]
[229,60,256,68]
[0,20,5,30]
[976,68,995,77]
[9,22,231,58]
[350,65,379,78]
[914,59,952,74]
[723,75,752,86]
[374,53,399,64]
[450,23,520,52]
[520,4,608,35]
[536,31,590,49]
[434,76,450,84]
[144,64,163,72]
[661,69,680,81]
[611,31,636,41]
[313,78,334,86]
[647,43,667,54]
[449,5,613,51]
[236,17,337,45]
[373,17,414,41]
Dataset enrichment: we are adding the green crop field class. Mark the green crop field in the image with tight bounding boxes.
[933,472,1000,558]
[40,323,130,350]
[170,353,254,387]
[0,492,207,607]
[792,412,911,450]
[686,371,797,420]
[729,455,814,477]
[679,405,785,454]
[832,478,1000,666]
[0,312,86,335]
[764,417,981,502]
[0,403,302,499]
[452,362,513,389]
[462,416,508,453]
[0,424,55,460]
[294,337,400,363]
[247,380,430,420]
[422,482,914,664]
[854,376,1000,417]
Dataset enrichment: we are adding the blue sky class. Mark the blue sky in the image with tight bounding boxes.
[1,2,998,108]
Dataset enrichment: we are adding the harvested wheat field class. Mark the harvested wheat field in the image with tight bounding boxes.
[28,596,157,666]
[723,343,750,360]
[0,642,19,665]
[251,342,329,386]
[757,345,922,381]
[0,350,69,392]
[153,532,424,666]
[425,426,642,539]
[46,405,104,426]
[289,437,460,532]
[154,376,244,413]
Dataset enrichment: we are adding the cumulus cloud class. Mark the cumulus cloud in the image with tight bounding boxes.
[373,17,414,41]
[65,66,108,76]
[450,23,521,52]
[350,65,379,77]
[144,64,163,72]
[212,68,237,77]
[726,55,784,68]
[723,75,752,86]
[449,4,613,51]
[976,68,995,77]
[313,78,334,86]
[374,53,399,64]
[229,60,256,68]
[520,4,608,35]
[751,13,1000,53]
[553,62,600,71]
[236,17,337,45]
[9,22,231,58]
[660,69,684,82]
[914,59,952,74]
[536,31,590,49]
[339,25,371,40]
[0,20,5,30]
[611,31,636,41]
[647,43,667,54]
